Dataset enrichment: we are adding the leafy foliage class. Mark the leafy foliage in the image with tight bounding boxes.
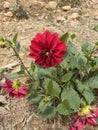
[1,31,98,121]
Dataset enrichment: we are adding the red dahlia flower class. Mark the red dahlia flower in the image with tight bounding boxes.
[29,30,66,67]
[2,78,28,98]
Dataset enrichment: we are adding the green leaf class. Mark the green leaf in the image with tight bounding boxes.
[61,72,74,82]
[57,100,71,115]
[47,80,61,98]
[75,80,86,92]
[15,41,20,53]
[84,74,98,89]
[81,41,92,55]
[83,90,94,105]
[61,88,80,111]
[38,100,52,111]
[6,38,13,44]
[77,56,87,68]
[43,78,50,89]
[60,32,69,42]
[7,72,20,79]
[18,65,25,74]
[38,106,56,119]
[61,41,80,69]
[13,33,18,44]
[27,93,43,104]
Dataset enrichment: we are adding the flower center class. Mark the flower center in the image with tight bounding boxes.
[79,106,91,115]
[12,80,21,90]
[45,51,49,56]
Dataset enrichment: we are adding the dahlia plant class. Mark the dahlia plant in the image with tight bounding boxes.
[0,30,98,130]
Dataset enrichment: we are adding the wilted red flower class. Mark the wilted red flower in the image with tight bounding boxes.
[70,106,98,130]
[2,78,28,98]
[29,30,66,67]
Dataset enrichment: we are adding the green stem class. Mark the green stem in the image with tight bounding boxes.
[10,44,34,82]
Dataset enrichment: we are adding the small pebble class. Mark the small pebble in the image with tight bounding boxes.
[3,1,10,9]
[62,5,71,11]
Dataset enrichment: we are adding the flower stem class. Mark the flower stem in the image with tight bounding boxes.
[9,44,34,82]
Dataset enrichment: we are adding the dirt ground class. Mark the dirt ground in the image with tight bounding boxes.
[0,0,98,130]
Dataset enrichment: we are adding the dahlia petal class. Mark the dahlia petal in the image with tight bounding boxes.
[29,51,39,60]
[18,89,27,95]
[22,85,29,90]
[86,118,97,125]
[4,78,12,88]
[53,44,66,56]
[30,41,42,50]
[15,94,24,98]
[35,56,45,66]
[70,120,84,130]
[43,30,59,48]
[2,83,8,89]
[14,93,23,98]
[53,50,66,58]
[29,43,41,59]
[42,30,51,46]
[49,33,59,48]
[75,120,84,129]
[2,78,14,95]
[4,88,13,93]
[33,33,46,48]
[12,89,27,98]
[9,92,15,98]
[30,44,41,52]
[49,58,57,67]
[29,53,38,59]
[5,78,12,84]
